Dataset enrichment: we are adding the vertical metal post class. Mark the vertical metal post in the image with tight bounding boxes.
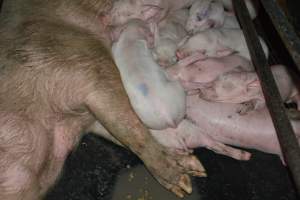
[233,0,300,196]
[260,0,300,72]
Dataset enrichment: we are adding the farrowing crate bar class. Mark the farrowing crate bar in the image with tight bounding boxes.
[233,0,300,196]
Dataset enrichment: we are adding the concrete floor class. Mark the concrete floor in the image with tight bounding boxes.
[45,134,298,200]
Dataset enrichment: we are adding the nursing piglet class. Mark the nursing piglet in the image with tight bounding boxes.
[112,19,186,130]
[167,54,253,91]
[186,95,300,159]
[199,65,299,113]
[152,9,189,67]
[177,28,269,60]
[186,0,225,33]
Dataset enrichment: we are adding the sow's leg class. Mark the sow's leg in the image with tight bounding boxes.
[0,115,48,200]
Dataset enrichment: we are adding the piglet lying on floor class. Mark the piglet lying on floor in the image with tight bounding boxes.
[186,95,300,160]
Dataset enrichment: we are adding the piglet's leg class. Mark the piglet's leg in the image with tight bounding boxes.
[179,120,252,161]
[84,58,206,198]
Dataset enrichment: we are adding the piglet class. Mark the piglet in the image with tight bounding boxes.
[150,119,252,160]
[199,65,299,113]
[186,95,300,160]
[167,54,253,91]
[152,9,189,67]
[112,19,194,130]
[177,28,269,60]
[186,0,225,33]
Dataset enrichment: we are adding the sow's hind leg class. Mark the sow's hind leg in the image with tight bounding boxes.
[0,153,41,200]
[0,116,48,200]
[84,47,206,197]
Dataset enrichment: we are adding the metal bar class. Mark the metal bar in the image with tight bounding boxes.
[261,0,300,72]
[233,0,300,196]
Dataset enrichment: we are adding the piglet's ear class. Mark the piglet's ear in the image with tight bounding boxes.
[141,5,163,21]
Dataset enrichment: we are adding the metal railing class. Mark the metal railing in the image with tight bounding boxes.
[233,0,300,196]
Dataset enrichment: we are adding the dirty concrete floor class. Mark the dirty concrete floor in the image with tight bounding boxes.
[45,134,298,200]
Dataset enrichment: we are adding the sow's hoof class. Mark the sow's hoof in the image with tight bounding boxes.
[142,147,206,198]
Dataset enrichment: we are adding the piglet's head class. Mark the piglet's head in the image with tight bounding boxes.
[186,0,225,33]
[199,70,261,103]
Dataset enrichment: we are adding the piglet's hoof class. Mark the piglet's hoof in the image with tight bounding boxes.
[142,147,206,198]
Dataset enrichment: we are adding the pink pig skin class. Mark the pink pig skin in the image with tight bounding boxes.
[150,119,252,160]
[186,95,300,159]
[167,54,253,91]
[199,65,299,112]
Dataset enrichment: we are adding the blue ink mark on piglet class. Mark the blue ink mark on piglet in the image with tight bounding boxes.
[137,83,149,97]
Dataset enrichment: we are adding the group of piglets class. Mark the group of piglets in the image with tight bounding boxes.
[105,0,300,162]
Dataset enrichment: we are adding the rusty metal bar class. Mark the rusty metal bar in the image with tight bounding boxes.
[261,0,300,72]
[233,0,300,196]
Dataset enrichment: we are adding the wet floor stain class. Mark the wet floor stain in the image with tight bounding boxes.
[112,165,201,200]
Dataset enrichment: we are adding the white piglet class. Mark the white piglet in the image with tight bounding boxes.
[112,19,186,130]
[152,9,189,67]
